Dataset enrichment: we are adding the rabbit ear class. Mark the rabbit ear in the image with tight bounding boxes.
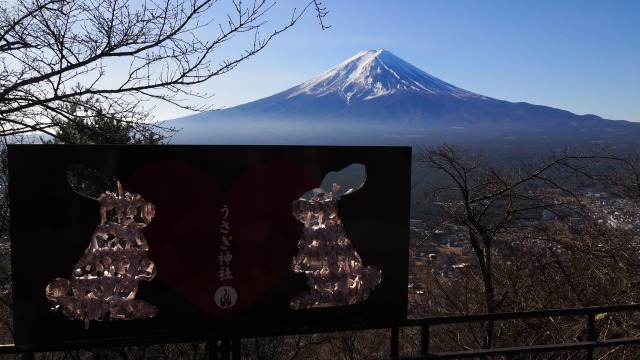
[318,163,366,198]
[298,163,367,200]
[67,164,119,199]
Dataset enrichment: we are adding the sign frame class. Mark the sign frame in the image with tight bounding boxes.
[9,144,411,345]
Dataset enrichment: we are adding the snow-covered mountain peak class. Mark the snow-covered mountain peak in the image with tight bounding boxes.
[287,49,483,103]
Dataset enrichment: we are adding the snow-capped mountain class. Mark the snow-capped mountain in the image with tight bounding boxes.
[288,49,483,102]
[169,50,640,148]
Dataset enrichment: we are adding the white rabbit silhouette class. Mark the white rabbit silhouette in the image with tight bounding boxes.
[289,164,382,309]
[46,166,157,329]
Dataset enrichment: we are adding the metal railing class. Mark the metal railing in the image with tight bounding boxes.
[2,303,640,359]
[381,303,640,359]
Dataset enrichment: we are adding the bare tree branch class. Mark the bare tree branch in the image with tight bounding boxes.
[0,0,329,140]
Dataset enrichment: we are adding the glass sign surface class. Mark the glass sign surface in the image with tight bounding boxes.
[9,145,411,345]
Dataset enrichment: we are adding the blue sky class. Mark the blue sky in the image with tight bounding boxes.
[156,1,640,122]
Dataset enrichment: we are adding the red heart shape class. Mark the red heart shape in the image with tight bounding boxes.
[125,159,317,321]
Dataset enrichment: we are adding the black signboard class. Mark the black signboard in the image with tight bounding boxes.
[8,145,410,345]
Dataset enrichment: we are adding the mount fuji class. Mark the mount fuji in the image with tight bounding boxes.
[169,49,640,150]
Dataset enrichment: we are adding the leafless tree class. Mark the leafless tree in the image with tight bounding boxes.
[324,330,389,360]
[0,0,329,142]
[602,154,640,203]
[413,142,609,349]
[241,334,332,360]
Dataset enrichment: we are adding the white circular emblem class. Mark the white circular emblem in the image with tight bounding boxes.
[214,286,237,309]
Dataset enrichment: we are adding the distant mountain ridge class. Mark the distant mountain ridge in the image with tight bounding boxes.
[170,49,640,150]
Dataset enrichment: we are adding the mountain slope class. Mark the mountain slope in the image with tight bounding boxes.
[287,49,483,102]
[170,50,640,149]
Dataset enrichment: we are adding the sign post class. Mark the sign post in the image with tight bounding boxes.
[9,145,411,345]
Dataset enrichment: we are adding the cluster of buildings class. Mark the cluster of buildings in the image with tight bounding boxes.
[586,193,640,230]
[408,192,640,288]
